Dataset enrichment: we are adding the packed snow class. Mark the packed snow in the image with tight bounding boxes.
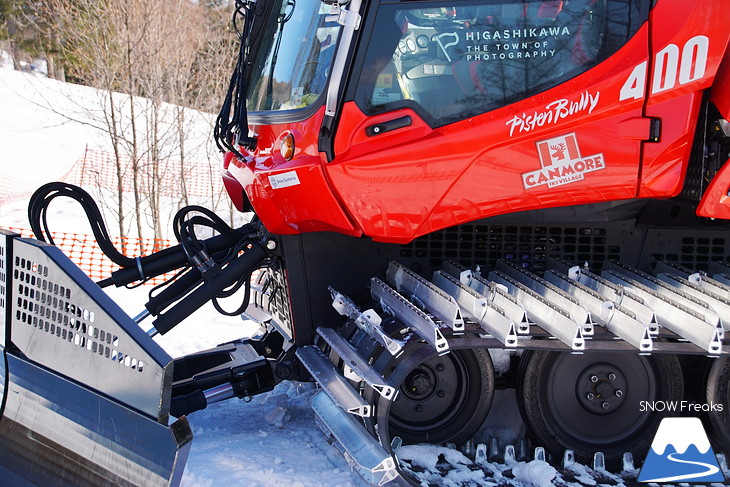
[2,58,729,487]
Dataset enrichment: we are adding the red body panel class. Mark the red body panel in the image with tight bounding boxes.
[226,0,730,241]
[639,0,730,199]
[225,109,360,236]
[328,28,648,242]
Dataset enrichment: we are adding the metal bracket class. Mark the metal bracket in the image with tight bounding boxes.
[329,4,361,29]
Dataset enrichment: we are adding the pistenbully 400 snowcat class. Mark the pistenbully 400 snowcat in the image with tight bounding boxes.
[2,0,730,484]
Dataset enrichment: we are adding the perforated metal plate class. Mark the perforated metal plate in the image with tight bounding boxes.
[8,236,172,420]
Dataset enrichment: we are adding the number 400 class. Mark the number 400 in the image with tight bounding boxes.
[620,35,709,101]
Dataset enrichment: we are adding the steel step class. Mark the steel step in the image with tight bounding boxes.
[656,261,730,302]
[489,269,586,351]
[431,270,518,347]
[714,274,730,292]
[543,270,653,352]
[386,262,465,332]
[556,262,659,334]
[601,269,722,355]
[311,391,398,486]
[316,327,397,400]
[656,273,730,333]
[353,260,727,356]
[371,277,449,354]
[443,261,531,334]
[296,345,372,417]
[496,260,594,336]
[604,261,722,332]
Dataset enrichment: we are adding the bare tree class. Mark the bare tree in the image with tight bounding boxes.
[42,0,228,243]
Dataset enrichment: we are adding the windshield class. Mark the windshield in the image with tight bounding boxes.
[354,0,643,126]
[247,0,341,112]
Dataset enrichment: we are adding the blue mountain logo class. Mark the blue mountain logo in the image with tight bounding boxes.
[639,417,725,483]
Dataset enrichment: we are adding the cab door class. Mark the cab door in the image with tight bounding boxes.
[326,0,651,243]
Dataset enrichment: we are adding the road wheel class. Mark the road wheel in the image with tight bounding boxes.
[367,340,495,446]
[518,351,684,468]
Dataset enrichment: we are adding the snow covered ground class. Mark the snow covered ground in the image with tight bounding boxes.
[2,61,729,487]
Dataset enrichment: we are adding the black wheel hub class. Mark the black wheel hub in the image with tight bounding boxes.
[366,340,495,448]
[402,366,437,401]
[576,363,628,414]
[390,354,468,434]
[545,353,656,443]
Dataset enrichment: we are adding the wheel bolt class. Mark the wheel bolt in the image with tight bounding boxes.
[615,389,623,398]
[608,373,616,381]
[590,375,599,383]
[436,364,445,372]
[437,390,445,398]
[601,402,610,410]
[415,405,423,412]
[586,393,595,400]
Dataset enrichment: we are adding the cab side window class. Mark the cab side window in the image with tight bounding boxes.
[354,0,644,126]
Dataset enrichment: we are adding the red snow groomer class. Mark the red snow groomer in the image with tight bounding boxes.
[1,0,730,485]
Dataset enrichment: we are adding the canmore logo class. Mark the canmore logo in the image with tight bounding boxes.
[638,417,725,483]
[521,133,605,190]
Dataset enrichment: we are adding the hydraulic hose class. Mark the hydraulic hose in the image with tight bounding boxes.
[152,241,268,335]
[99,226,256,288]
[28,182,261,288]
[28,182,135,267]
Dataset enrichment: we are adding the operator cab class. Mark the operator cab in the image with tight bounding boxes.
[220,0,650,243]
[238,0,642,128]
[354,0,612,126]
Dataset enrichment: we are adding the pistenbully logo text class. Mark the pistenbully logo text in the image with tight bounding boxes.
[638,417,725,483]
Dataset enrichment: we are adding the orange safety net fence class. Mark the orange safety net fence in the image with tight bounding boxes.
[67,148,223,199]
[6,227,176,285]
[0,148,223,206]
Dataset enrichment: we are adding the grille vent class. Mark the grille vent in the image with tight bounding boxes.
[400,224,620,274]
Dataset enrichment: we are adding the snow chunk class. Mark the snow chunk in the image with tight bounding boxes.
[488,348,515,374]
[265,406,291,428]
[511,460,557,487]
[396,444,472,471]
[565,462,597,486]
